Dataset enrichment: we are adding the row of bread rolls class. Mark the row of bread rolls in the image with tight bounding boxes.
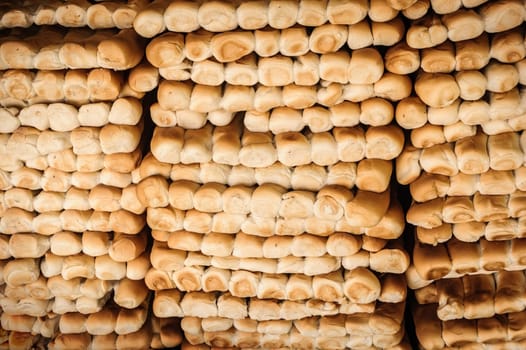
[0,207,144,235]
[133,0,522,38]
[1,99,142,134]
[1,285,148,324]
[1,275,114,302]
[152,287,405,320]
[0,230,147,262]
[1,253,147,287]
[145,194,403,239]
[146,29,399,67]
[407,190,526,229]
[182,308,406,339]
[405,2,526,49]
[48,324,153,350]
[0,185,146,215]
[408,237,526,288]
[138,177,393,221]
[155,81,410,114]
[147,264,406,304]
[162,230,391,258]
[375,33,525,77]
[151,124,404,167]
[180,338,411,350]
[6,302,150,338]
[148,240,409,276]
[0,331,44,350]
[414,304,526,349]
[146,201,403,239]
[181,325,405,349]
[133,0,411,38]
[147,31,525,79]
[0,27,144,71]
[415,270,526,320]
[0,0,147,30]
[416,217,526,245]
[0,167,139,194]
[397,131,526,184]
[2,126,142,161]
[153,99,407,132]
[133,153,390,193]
[410,169,526,203]
[395,89,526,130]
[0,69,146,108]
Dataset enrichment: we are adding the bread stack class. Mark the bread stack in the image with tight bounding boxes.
[0,4,164,348]
[131,1,414,349]
[394,0,526,348]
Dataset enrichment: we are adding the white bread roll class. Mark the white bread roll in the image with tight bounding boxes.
[95,254,126,281]
[443,9,484,43]
[109,232,147,263]
[480,0,525,33]
[237,130,277,168]
[62,253,95,280]
[343,267,381,304]
[455,33,490,71]
[211,31,254,63]
[225,54,258,86]
[492,29,525,64]
[163,0,199,32]
[488,132,523,171]
[413,240,451,280]
[197,1,237,32]
[368,0,398,22]
[237,1,268,30]
[495,270,526,314]
[201,266,230,293]
[421,41,455,73]
[279,26,309,57]
[254,29,280,58]
[384,42,420,76]
[258,55,293,87]
[406,14,447,49]
[371,17,405,46]
[455,132,490,174]
[268,0,299,29]
[415,72,460,108]
[86,307,119,335]
[8,233,49,259]
[309,24,347,54]
[49,231,82,256]
[485,61,519,93]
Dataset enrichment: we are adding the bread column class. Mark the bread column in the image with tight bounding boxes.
[133,2,411,348]
[405,4,526,347]
[0,10,161,348]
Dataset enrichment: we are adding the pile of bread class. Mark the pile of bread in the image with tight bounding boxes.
[0,0,524,349]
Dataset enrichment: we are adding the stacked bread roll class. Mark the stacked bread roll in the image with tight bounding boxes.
[132,1,412,349]
[0,8,163,348]
[396,0,526,348]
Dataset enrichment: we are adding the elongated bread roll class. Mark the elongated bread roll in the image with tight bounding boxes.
[365,125,404,160]
[492,29,526,64]
[211,31,254,63]
[225,54,258,86]
[421,41,455,73]
[348,48,384,85]
[371,17,404,46]
[343,268,381,303]
[279,26,309,57]
[162,0,199,33]
[443,9,484,42]
[406,14,448,49]
[462,273,495,319]
[480,0,526,33]
[455,33,490,71]
[488,132,523,171]
[132,0,168,38]
[235,0,267,30]
[384,42,420,75]
[455,131,489,174]
[309,24,347,53]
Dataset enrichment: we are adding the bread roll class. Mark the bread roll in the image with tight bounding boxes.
[479,0,525,33]
[421,41,455,73]
[258,55,293,87]
[309,24,347,53]
[495,270,525,314]
[488,132,523,171]
[491,29,525,64]
[236,1,268,29]
[279,26,309,56]
[406,14,448,49]
[95,254,126,280]
[448,237,481,274]
[86,307,119,335]
[463,274,495,319]
[145,268,174,291]
[372,17,405,47]
[455,33,490,71]
[293,52,320,86]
